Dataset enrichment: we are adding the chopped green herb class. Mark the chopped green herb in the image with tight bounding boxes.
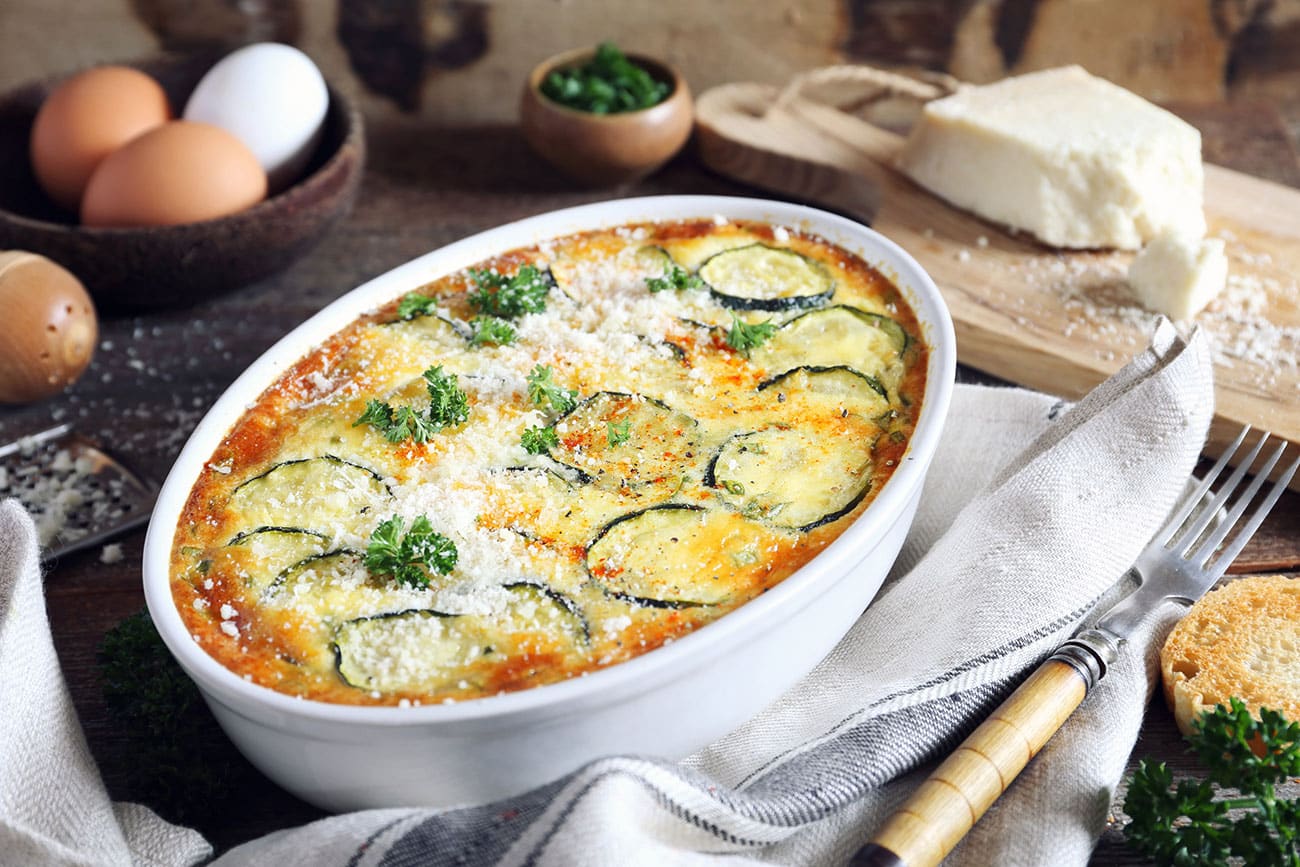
[423,365,470,428]
[606,420,632,446]
[364,515,458,590]
[540,42,671,115]
[889,430,907,444]
[1124,698,1300,866]
[396,292,438,320]
[521,425,559,455]
[390,404,437,443]
[718,479,745,495]
[726,313,778,356]
[98,610,253,822]
[468,265,552,318]
[646,263,705,294]
[354,366,469,443]
[470,316,518,347]
[526,364,578,414]
[354,398,435,443]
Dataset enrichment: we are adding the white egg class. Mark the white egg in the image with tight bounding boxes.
[184,43,329,192]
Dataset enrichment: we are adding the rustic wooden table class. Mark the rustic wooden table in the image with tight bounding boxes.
[2,113,1297,864]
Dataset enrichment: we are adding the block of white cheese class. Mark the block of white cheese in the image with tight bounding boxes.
[898,66,1205,250]
[1127,233,1228,321]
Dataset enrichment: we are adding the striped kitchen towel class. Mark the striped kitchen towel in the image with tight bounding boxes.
[0,321,1212,866]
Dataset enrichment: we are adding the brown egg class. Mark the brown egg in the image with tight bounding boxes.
[30,66,171,212]
[81,121,268,228]
[0,252,97,404]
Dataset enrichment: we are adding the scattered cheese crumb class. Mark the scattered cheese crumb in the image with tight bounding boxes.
[1127,233,1228,321]
[99,543,124,564]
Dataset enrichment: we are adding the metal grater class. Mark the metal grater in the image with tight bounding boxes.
[0,424,157,563]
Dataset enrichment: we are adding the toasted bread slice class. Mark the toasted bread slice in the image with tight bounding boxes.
[1161,575,1299,736]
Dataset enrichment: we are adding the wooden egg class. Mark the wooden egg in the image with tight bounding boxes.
[0,251,97,403]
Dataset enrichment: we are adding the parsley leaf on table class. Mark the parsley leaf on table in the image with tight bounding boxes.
[364,515,458,589]
[1124,698,1300,866]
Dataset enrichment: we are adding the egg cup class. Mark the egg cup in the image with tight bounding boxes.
[0,53,364,310]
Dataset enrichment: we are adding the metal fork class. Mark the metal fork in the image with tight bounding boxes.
[861,427,1299,867]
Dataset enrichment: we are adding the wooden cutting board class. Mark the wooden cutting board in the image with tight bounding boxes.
[695,80,1300,485]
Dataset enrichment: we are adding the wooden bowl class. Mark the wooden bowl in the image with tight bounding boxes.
[0,53,365,311]
[520,47,693,187]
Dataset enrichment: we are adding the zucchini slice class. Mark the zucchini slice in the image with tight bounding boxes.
[705,425,874,531]
[333,609,467,692]
[262,549,416,624]
[549,392,702,492]
[585,504,775,607]
[749,305,906,380]
[758,365,890,419]
[700,244,834,311]
[637,334,688,364]
[501,581,590,644]
[225,527,330,593]
[381,311,468,343]
[332,582,588,692]
[228,456,392,535]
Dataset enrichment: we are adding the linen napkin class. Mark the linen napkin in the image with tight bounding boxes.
[0,321,1213,867]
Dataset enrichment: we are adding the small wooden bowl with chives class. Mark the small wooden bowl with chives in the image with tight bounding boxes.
[520,44,693,187]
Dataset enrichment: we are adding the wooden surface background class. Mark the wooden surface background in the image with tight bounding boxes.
[0,1,1298,863]
[0,118,1293,865]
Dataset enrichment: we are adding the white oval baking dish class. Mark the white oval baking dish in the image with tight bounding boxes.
[142,196,957,812]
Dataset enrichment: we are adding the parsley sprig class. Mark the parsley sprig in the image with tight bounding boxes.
[470,316,518,347]
[540,42,670,115]
[526,364,578,414]
[521,425,559,455]
[606,420,631,446]
[1124,698,1300,865]
[646,262,705,294]
[353,365,469,443]
[725,313,777,356]
[468,265,552,318]
[396,292,438,320]
[364,515,457,589]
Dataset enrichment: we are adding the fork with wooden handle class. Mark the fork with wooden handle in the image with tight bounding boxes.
[857,428,1299,867]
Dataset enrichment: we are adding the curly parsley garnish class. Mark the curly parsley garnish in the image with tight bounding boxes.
[646,262,705,294]
[606,420,631,446]
[396,292,438,320]
[424,365,469,426]
[353,365,469,443]
[526,364,578,415]
[468,265,552,318]
[470,316,518,347]
[521,425,559,455]
[364,515,457,589]
[725,313,777,356]
[1124,698,1300,865]
[540,42,670,115]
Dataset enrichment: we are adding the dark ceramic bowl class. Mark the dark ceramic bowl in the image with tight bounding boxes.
[0,53,365,310]
[520,47,693,187]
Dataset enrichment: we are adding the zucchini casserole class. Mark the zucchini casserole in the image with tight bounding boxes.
[171,219,929,705]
